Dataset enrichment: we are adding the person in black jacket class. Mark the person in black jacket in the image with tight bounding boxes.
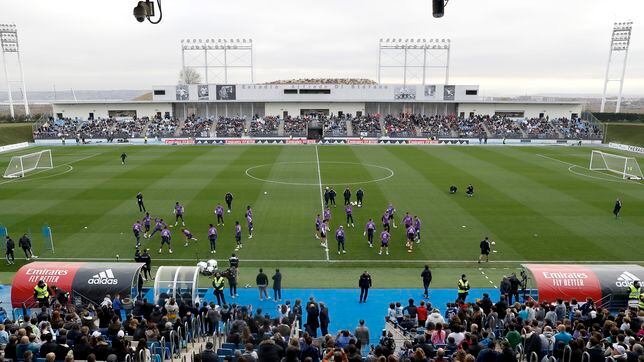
[272,269,282,302]
[319,302,330,336]
[508,273,520,304]
[256,268,269,301]
[19,234,34,260]
[343,188,351,205]
[359,271,372,303]
[421,265,432,298]
[225,192,234,213]
[356,188,364,207]
[305,300,320,337]
[5,236,15,265]
[329,188,337,206]
[323,187,330,207]
[200,341,219,362]
[39,333,58,356]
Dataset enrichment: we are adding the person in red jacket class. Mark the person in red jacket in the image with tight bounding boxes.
[417,300,428,327]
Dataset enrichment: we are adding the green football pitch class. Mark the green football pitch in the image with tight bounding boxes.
[0,145,642,288]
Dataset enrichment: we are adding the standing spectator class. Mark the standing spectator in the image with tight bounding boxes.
[508,273,520,304]
[421,265,433,298]
[305,300,320,337]
[256,268,270,301]
[354,320,370,354]
[165,297,179,323]
[319,302,330,336]
[212,272,226,306]
[227,266,238,298]
[19,234,35,260]
[272,269,282,302]
[359,271,372,303]
[201,341,218,362]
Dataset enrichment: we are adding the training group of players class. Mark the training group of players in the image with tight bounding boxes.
[314,187,422,255]
[132,191,252,254]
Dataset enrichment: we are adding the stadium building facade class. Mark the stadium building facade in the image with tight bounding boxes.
[52,83,582,121]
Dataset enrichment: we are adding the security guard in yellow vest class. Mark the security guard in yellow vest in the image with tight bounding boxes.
[33,279,51,307]
[627,280,641,310]
[457,274,470,303]
[212,272,226,306]
[639,292,644,311]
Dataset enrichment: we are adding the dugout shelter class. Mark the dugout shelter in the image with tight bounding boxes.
[521,264,644,310]
[11,262,145,308]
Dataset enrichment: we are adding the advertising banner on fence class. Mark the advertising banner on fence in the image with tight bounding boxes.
[12,262,144,307]
[522,264,643,308]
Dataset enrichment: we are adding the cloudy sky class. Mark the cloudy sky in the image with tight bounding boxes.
[1,0,643,96]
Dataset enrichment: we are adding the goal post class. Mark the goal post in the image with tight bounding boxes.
[3,149,53,178]
[589,150,643,180]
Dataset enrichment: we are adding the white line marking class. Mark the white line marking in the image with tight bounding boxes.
[0,153,100,186]
[24,257,644,264]
[315,145,330,262]
[537,153,642,185]
[244,161,394,186]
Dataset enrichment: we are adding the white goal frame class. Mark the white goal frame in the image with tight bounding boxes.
[589,150,643,180]
[3,149,53,178]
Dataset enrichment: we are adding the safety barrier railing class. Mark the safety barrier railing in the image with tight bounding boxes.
[563,345,572,362]
[581,351,590,362]
[529,351,539,362]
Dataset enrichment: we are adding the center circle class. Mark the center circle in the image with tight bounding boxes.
[245,161,394,186]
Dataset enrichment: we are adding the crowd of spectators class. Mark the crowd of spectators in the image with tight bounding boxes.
[323,116,348,137]
[112,118,148,139]
[32,114,602,141]
[283,117,308,137]
[384,115,417,138]
[215,117,246,137]
[180,117,213,138]
[352,116,382,137]
[147,118,179,138]
[376,294,643,362]
[250,117,280,137]
[266,78,377,85]
[551,118,603,140]
[33,119,80,139]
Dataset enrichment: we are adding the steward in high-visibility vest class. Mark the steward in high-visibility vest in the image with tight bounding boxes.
[628,281,641,310]
[33,280,50,307]
[212,272,226,306]
[456,274,470,303]
[639,292,644,311]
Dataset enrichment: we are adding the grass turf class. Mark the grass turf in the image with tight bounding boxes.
[0,145,642,288]
[0,123,33,146]
[604,123,644,147]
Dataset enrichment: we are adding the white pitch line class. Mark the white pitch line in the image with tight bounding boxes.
[21,257,644,263]
[0,153,100,186]
[537,153,642,185]
[315,145,329,262]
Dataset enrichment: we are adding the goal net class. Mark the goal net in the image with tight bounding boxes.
[589,150,643,180]
[3,149,53,178]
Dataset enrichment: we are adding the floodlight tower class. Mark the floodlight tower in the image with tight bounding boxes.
[600,21,633,113]
[0,23,30,118]
[181,38,254,84]
[377,38,450,86]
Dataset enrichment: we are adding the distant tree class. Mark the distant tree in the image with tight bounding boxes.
[178,68,201,84]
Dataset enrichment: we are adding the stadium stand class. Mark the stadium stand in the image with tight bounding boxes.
[250,116,280,137]
[180,117,214,138]
[32,115,603,141]
[283,116,309,137]
[215,117,246,137]
[147,118,179,138]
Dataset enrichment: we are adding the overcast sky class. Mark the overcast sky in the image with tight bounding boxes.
[1,0,643,96]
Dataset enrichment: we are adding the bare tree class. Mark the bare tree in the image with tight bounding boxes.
[178,68,201,84]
